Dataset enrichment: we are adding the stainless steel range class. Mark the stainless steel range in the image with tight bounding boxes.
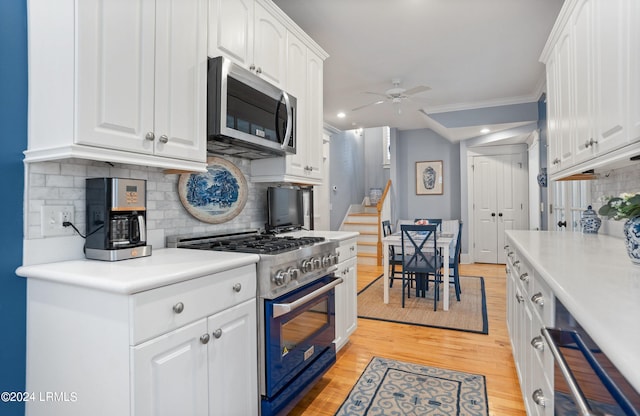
[168,230,342,416]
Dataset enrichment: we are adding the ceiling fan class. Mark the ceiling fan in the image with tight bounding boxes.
[351,78,431,114]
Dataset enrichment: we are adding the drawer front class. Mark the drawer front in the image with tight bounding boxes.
[336,238,357,262]
[531,273,554,326]
[131,264,256,344]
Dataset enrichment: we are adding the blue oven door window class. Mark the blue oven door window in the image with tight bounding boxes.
[264,276,337,398]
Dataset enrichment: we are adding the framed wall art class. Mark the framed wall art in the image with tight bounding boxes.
[416,160,443,195]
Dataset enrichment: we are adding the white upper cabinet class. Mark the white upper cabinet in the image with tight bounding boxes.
[250,32,325,184]
[540,0,639,179]
[209,0,286,88]
[26,0,208,171]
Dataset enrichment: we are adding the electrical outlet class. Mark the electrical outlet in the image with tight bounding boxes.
[41,205,75,237]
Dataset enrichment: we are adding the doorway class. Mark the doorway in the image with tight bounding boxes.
[470,149,529,264]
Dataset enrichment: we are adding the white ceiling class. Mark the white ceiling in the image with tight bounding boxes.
[272,0,564,142]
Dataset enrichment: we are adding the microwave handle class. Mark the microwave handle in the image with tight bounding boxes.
[281,91,292,149]
[541,328,604,416]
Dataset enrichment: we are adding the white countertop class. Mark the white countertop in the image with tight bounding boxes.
[16,248,259,295]
[505,230,640,391]
[279,230,359,241]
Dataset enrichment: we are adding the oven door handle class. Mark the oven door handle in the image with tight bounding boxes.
[272,277,343,318]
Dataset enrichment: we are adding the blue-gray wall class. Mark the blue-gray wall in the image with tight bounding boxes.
[329,130,365,230]
[395,129,461,221]
[0,0,27,414]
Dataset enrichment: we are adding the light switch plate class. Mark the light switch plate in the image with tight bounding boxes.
[41,205,75,237]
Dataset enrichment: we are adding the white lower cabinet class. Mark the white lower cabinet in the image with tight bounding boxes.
[334,237,357,351]
[505,241,555,415]
[133,299,257,416]
[24,264,258,416]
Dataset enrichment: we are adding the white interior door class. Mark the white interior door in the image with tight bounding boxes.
[473,153,528,264]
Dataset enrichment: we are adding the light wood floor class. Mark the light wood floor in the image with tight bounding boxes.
[289,263,526,415]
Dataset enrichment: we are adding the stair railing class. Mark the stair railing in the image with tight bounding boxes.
[376,180,392,266]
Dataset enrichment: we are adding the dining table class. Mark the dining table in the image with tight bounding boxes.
[382,231,455,310]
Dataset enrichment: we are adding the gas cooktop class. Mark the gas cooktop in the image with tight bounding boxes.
[182,234,325,254]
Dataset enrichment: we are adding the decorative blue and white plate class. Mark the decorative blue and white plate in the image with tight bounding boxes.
[178,157,248,224]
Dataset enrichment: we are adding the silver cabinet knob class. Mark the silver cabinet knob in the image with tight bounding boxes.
[531,292,545,306]
[172,302,184,314]
[212,329,222,339]
[515,292,524,303]
[200,334,210,344]
[159,135,168,144]
[233,283,242,292]
[530,336,544,351]
[145,132,155,141]
[255,66,262,74]
[532,389,546,407]
[519,272,529,283]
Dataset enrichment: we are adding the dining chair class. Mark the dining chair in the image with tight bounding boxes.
[447,221,463,301]
[382,220,402,287]
[400,224,442,310]
[414,218,442,231]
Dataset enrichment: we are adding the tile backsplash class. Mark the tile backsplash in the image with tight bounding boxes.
[26,157,270,242]
[591,163,640,204]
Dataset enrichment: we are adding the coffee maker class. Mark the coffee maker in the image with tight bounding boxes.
[85,178,152,261]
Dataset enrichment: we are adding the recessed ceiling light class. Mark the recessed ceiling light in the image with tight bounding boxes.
[337,112,346,118]
[480,128,490,134]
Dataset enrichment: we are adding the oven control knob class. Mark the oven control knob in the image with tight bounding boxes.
[312,257,322,269]
[301,259,313,273]
[331,254,340,265]
[287,267,300,280]
[322,256,332,268]
[273,270,289,286]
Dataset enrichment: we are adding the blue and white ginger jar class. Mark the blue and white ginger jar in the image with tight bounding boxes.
[579,205,601,234]
[623,216,640,265]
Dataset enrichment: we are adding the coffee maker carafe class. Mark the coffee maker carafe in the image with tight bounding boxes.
[85,178,152,261]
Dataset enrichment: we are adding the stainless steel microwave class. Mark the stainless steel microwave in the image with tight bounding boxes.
[207,56,296,159]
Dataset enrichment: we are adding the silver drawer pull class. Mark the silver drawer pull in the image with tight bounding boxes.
[513,260,520,268]
[531,292,544,306]
[212,329,222,339]
[530,336,544,351]
[200,334,210,344]
[172,302,184,314]
[233,283,242,292]
[519,272,529,283]
[532,389,546,407]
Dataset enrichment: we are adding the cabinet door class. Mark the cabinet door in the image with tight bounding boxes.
[591,0,628,154]
[253,1,286,88]
[133,319,209,416]
[629,0,640,143]
[342,257,358,339]
[154,0,208,162]
[555,28,574,171]
[76,0,155,154]
[305,50,324,180]
[284,33,308,179]
[208,0,254,67]
[545,52,562,174]
[207,299,258,416]
[571,0,596,165]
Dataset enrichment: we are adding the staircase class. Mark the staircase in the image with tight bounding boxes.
[341,205,380,266]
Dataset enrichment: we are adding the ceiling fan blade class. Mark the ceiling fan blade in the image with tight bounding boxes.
[403,85,431,96]
[351,100,386,112]
[363,91,389,97]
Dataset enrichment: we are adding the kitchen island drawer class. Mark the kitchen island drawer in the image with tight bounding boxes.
[130,264,256,344]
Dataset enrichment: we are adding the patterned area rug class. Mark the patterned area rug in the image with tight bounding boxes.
[357,275,488,334]
[335,357,488,416]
